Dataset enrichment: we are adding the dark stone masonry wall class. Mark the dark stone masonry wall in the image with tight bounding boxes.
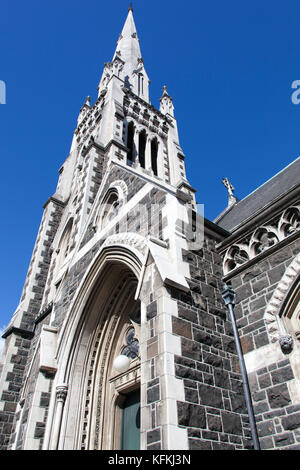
[19,198,65,330]
[12,315,54,450]
[55,182,166,328]
[0,199,64,450]
[1,177,165,449]
[170,231,252,450]
[230,238,300,354]
[0,331,32,449]
[226,236,300,450]
[249,359,300,449]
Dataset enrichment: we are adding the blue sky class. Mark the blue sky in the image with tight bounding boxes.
[1,0,300,330]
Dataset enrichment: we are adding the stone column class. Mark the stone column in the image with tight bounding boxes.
[133,128,139,164]
[50,384,68,450]
[145,137,152,173]
[155,140,160,177]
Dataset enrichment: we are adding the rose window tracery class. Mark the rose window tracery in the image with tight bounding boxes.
[121,327,139,359]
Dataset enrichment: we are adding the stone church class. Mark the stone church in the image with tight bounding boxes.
[0,7,299,451]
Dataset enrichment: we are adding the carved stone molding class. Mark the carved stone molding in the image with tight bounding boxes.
[102,232,148,256]
[263,253,300,343]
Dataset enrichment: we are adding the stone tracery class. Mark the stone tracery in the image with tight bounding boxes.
[223,204,300,274]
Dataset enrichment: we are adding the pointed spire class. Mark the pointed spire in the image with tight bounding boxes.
[128,2,133,12]
[97,8,150,102]
[114,7,142,63]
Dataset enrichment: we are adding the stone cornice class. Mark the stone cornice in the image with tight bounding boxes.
[43,196,66,210]
[204,218,230,239]
[81,138,129,159]
[34,301,53,326]
[2,326,34,340]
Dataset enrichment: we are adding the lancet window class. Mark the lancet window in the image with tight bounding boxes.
[151,138,158,176]
[127,121,135,165]
[101,191,119,229]
[138,130,146,168]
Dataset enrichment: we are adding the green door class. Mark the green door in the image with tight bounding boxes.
[121,389,140,450]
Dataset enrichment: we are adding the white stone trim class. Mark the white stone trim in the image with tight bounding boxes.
[264,253,300,342]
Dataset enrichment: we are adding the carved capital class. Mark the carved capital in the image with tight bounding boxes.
[56,385,68,402]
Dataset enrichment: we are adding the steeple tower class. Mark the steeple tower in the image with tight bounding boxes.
[0,9,200,451]
[98,6,150,102]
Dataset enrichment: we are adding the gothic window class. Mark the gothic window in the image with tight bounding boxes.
[121,327,139,359]
[151,137,158,176]
[127,121,135,165]
[100,191,119,229]
[138,73,144,97]
[58,219,73,261]
[49,218,73,301]
[138,130,146,168]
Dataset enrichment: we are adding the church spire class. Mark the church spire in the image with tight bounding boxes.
[97,7,150,102]
[114,6,141,63]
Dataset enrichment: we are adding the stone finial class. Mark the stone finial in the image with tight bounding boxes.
[222,177,238,207]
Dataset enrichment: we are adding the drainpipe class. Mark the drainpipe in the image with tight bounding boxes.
[222,284,260,450]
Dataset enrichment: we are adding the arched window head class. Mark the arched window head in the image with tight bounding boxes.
[100,191,119,229]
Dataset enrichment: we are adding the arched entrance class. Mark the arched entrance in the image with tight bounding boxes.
[50,246,144,450]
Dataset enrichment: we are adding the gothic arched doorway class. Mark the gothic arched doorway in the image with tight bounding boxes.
[51,251,143,450]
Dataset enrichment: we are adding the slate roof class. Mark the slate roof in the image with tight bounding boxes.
[215,157,300,232]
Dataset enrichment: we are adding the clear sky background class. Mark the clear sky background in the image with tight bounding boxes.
[1,0,300,337]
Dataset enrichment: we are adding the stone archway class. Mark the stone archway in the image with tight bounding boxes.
[45,243,145,450]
